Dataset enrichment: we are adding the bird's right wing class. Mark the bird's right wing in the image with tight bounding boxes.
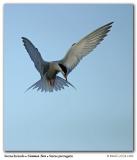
[22,37,47,75]
[60,22,113,74]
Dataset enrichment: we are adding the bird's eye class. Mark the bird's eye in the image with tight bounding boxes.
[58,64,67,75]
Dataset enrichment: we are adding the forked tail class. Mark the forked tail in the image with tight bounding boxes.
[25,76,76,92]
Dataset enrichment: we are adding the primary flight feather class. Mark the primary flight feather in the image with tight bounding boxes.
[22,22,113,92]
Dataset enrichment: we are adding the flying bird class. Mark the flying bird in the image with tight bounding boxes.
[22,22,113,92]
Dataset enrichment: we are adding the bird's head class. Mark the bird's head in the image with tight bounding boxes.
[58,63,68,81]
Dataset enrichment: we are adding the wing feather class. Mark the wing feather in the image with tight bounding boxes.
[61,22,113,74]
[22,37,48,75]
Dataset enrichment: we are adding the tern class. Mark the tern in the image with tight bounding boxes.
[22,22,113,92]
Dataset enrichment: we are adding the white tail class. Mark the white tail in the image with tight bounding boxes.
[25,76,76,93]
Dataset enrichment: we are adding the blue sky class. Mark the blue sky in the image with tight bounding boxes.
[4,4,133,151]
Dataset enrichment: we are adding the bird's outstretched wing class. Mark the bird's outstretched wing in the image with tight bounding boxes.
[60,22,113,74]
[22,37,48,75]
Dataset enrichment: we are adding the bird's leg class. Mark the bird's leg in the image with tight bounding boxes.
[49,79,55,86]
[65,75,67,81]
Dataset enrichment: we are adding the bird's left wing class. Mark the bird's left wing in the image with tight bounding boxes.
[22,37,48,75]
[60,22,113,74]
